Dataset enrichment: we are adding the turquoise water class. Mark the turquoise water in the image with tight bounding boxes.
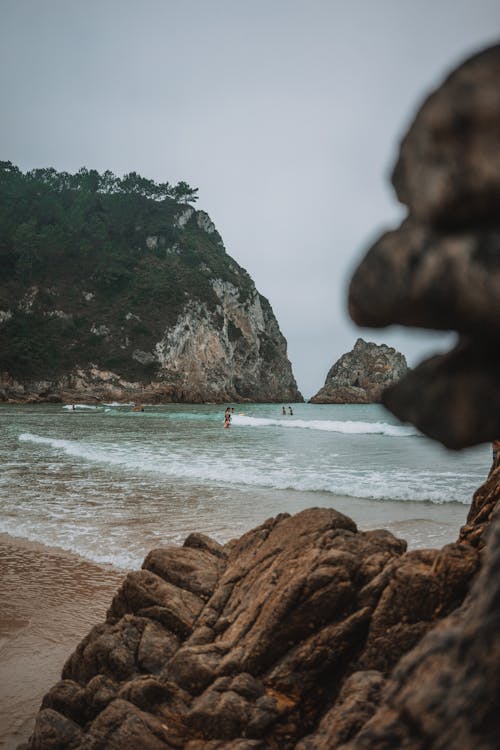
[0,402,490,568]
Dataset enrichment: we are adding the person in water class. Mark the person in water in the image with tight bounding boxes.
[289,406,293,415]
[224,407,231,428]
[282,406,286,416]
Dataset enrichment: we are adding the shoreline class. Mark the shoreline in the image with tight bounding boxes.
[0,533,125,749]
[0,492,470,749]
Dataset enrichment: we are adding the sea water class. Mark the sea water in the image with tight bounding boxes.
[0,402,490,569]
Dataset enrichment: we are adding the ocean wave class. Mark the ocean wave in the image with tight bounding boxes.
[62,404,100,410]
[231,415,419,437]
[18,432,469,504]
[0,519,141,569]
[102,402,135,407]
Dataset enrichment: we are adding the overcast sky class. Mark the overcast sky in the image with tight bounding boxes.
[1,1,499,397]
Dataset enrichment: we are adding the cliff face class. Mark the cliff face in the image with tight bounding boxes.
[0,167,302,403]
[309,338,408,404]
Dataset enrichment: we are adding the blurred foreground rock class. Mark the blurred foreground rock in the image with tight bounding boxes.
[349,44,500,448]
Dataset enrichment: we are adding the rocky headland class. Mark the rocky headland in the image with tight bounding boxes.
[309,339,407,404]
[23,43,500,750]
[0,166,301,404]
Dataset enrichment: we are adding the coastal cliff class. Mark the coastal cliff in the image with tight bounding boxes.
[0,165,302,404]
[24,44,500,750]
[309,339,407,404]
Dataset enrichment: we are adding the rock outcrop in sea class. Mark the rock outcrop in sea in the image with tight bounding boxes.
[0,167,302,404]
[309,339,407,403]
[24,43,500,750]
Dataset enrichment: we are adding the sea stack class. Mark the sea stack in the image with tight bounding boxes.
[309,338,408,403]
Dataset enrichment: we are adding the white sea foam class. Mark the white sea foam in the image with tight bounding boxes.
[102,402,135,407]
[62,404,99,410]
[231,415,418,437]
[18,432,468,504]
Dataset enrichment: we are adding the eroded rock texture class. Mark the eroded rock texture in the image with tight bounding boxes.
[309,338,407,404]
[338,463,500,750]
[349,44,500,448]
[27,509,481,750]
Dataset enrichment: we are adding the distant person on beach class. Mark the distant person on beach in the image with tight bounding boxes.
[289,406,293,415]
[282,406,286,416]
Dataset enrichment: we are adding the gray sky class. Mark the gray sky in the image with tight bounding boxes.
[1,1,499,397]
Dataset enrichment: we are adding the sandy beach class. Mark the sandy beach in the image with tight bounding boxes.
[0,534,125,750]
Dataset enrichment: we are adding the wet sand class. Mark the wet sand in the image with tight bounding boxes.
[0,534,125,750]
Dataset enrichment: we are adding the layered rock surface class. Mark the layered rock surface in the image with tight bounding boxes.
[25,507,481,750]
[309,339,407,404]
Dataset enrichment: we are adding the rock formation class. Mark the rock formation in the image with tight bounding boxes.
[309,339,407,404]
[0,166,302,404]
[23,43,500,750]
[25,507,481,750]
[349,44,500,448]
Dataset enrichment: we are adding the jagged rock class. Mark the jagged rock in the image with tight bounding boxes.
[295,671,386,750]
[349,44,500,446]
[27,507,480,749]
[459,459,500,549]
[338,468,500,750]
[309,339,407,403]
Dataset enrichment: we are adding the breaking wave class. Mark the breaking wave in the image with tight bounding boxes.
[18,432,466,504]
[231,415,419,437]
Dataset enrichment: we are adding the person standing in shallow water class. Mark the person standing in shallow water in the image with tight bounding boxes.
[282,406,286,416]
[289,406,293,415]
[224,407,231,429]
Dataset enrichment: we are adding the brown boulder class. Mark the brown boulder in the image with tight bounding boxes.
[27,507,480,749]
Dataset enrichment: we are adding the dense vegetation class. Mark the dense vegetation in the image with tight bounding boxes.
[0,162,255,380]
